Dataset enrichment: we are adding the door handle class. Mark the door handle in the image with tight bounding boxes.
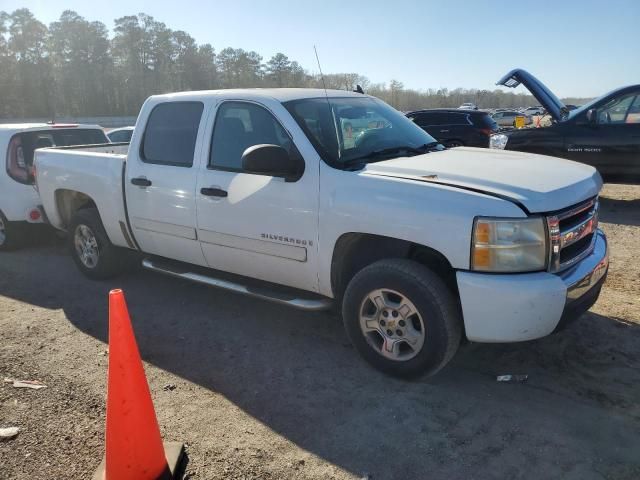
[440,130,450,133]
[131,177,152,187]
[201,187,228,198]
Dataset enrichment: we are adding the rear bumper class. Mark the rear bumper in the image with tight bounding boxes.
[457,230,608,342]
[0,184,44,223]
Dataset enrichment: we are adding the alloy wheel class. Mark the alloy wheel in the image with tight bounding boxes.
[358,288,426,361]
[74,224,99,269]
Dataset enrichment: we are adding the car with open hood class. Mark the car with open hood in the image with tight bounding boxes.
[491,69,640,178]
[34,88,608,378]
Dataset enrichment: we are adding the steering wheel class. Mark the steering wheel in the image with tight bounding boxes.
[354,126,392,150]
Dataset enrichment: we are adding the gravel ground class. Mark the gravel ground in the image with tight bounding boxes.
[1,183,639,480]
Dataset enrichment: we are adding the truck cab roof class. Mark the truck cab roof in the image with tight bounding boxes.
[148,88,366,104]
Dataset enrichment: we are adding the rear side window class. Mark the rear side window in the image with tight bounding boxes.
[443,113,469,125]
[413,112,444,125]
[142,102,204,167]
[412,112,469,126]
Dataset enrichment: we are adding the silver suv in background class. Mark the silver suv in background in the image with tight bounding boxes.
[491,110,532,127]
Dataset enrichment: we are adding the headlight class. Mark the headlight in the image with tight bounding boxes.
[490,133,508,149]
[471,217,547,272]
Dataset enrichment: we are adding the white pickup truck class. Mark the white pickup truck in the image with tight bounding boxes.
[35,89,609,377]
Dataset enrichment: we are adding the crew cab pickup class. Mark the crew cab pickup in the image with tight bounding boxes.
[0,123,108,250]
[491,69,640,178]
[35,89,609,378]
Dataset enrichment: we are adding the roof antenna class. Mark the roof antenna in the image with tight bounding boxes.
[314,45,340,159]
[313,45,329,101]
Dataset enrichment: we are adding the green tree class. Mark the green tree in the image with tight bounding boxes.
[48,11,114,116]
[216,47,263,88]
[0,8,592,119]
[6,8,52,117]
[265,53,291,87]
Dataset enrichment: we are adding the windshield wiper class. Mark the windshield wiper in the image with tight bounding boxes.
[342,142,442,169]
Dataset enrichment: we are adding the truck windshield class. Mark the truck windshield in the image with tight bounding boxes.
[284,96,441,169]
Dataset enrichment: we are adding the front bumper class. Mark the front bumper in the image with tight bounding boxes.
[456,229,608,343]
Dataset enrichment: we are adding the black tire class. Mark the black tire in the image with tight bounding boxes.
[0,211,23,251]
[342,259,462,378]
[68,208,126,280]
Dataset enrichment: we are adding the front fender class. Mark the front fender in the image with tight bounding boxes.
[317,164,526,297]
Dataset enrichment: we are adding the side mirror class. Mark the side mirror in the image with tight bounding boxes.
[586,109,597,125]
[241,144,303,182]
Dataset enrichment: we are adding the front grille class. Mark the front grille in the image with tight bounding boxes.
[547,198,599,272]
[559,233,594,264]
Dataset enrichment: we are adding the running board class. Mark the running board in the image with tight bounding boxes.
[142,258,333,312]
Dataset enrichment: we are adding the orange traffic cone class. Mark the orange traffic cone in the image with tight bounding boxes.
[93,289,183,480]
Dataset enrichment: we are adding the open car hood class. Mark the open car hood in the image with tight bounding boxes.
[497,69,567,122]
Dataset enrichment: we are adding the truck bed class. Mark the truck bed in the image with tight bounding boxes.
[34,144,131,249]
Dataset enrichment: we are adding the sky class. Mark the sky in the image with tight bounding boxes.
[2,0,639,98]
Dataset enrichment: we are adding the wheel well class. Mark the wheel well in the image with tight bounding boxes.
[54,190,97,229]
[331,233,458,300]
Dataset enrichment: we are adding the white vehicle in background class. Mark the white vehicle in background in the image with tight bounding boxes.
[0,123,108,250]
[106,126,135,143]
[35,89,608,378]
[458,102,478,110]
[491,110,533,127]
[522,106,546,117]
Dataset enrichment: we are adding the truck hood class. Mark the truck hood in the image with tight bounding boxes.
[363,147,602,213]
[496,69,567,122]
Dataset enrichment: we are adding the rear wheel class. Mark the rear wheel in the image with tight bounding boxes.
[0,212,22,251]
[68,208,126,279]
[342,259,462,378]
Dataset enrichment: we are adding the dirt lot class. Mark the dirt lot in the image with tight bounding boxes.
[1,183,639,480]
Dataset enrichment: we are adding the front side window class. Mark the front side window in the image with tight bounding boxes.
[142,102,204,167]
[284,96,440,169]
[626,95,640,124]
[209,101,296,171]
[597,93,638,124]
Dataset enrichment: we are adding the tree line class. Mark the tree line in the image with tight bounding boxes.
[0,9,589,119]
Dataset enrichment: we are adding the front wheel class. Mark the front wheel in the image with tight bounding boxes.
[342,259,462,378]
[68,208,126,280]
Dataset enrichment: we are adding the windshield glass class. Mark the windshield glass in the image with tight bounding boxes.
[284,96,440,169]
